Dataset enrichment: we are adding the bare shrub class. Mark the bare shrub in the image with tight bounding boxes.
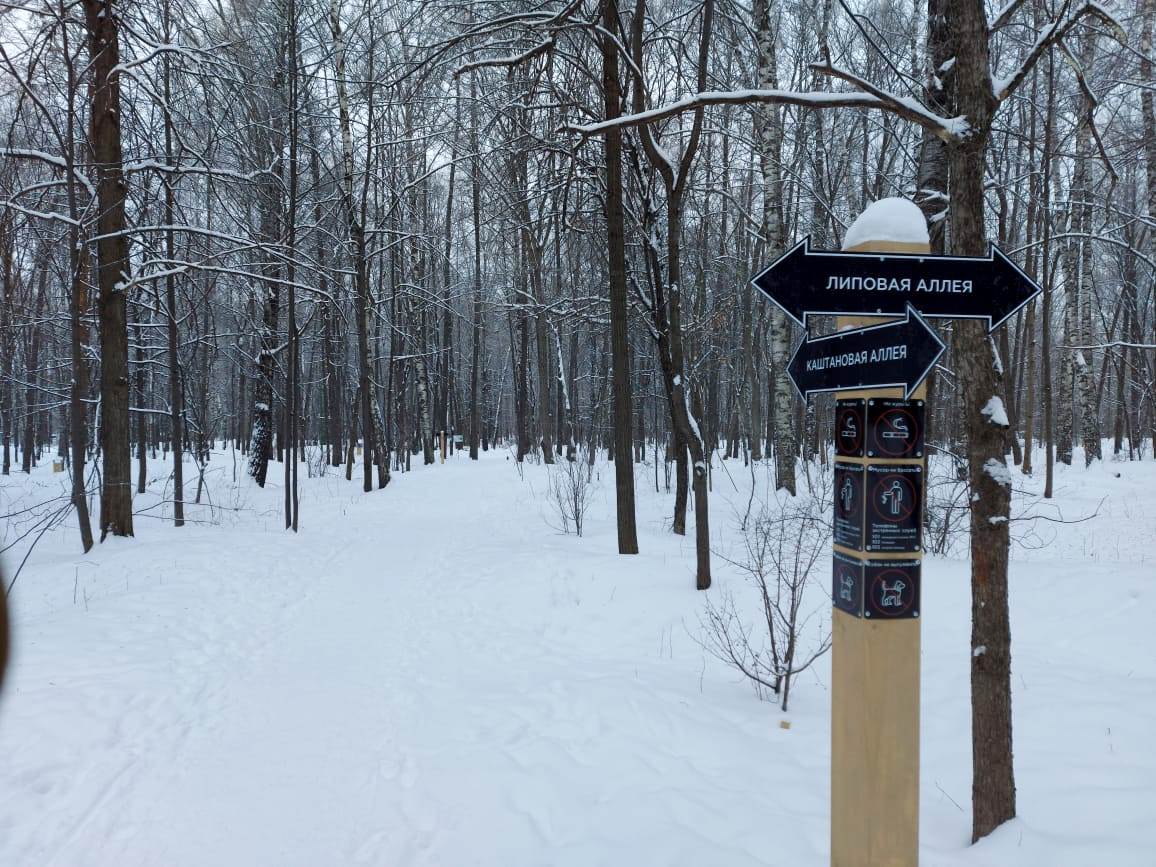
[701,494,832,711]
[547,449,595,536]
[305,442,327,479]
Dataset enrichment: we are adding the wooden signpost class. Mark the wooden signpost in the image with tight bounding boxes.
[751,199,1041,867]
[828,235,930,867]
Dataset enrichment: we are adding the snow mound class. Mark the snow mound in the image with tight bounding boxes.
[842,197,930,250]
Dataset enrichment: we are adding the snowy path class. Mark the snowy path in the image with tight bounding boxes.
[1,451,1154,865]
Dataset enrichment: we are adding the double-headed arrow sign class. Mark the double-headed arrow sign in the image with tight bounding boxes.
[752,236,1041,331]
[786,304,946,400]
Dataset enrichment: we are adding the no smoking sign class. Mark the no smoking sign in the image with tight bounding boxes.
[866,399,924,458]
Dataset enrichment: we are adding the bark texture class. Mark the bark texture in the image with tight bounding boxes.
[84,0,134,539]
[603,0,639,554]
[947,0,1015,841]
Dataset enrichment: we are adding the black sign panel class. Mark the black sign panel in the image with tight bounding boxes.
[867,399,925,459]
[833,551,864,617]
[785,305,945,400]
[751,236,1042,330]
[866,464,923,552]
[835,399,865,458]
[833,462,865,550]
[864,560,920,620]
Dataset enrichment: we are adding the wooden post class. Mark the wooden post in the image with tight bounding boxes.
[831,235,929,867]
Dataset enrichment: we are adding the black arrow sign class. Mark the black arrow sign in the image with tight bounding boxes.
[751,236,1041,330]
[787,304,945,400]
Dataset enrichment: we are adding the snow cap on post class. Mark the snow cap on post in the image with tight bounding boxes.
[842,197,929,252]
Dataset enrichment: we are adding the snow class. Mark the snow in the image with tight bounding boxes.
[841,197,930,251]
[984,457,1013,488]
[1,445,1154,865]
[981,396,1010,427]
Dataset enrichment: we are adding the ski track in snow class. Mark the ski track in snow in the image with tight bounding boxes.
[0,448,1153,865]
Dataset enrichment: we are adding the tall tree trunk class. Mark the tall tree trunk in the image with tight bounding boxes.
[1075,31,1102,466]
[601,0,638,552]
[947,0,1015,841]
[247,193,279,488]
[55,14,95,550]
[753,0,795,494]
[161,10,184,526]
[311,147,342,467]
[284,0,300,530]
[84,0,134,539]
[629,0,713,587]
[530,259,555,464]
[1142,0,1156,325]
[441,141,457,441]
[331,0,377,491]
[915,0,950,253]
[1,229,11,476]
[22,264,48,474]
[469,72,484,461]
[135,320,146,494]
[1042,53,1058,497]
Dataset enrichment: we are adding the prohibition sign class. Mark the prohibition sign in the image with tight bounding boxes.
[872,406,919,457]
[872,472,916,524]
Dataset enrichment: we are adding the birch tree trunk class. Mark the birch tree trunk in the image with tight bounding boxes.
[752,0,795,494]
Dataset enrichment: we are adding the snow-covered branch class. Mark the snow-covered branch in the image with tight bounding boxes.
[573,89,893,136]
[992,1,1127,102]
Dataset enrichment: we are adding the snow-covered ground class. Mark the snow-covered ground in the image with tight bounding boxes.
[0,444,1152,866]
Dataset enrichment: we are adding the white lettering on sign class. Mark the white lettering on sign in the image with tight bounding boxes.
[915,278,972,294]
[869,344,906,363]
[821,276,975,294]
[805,344,907,372]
